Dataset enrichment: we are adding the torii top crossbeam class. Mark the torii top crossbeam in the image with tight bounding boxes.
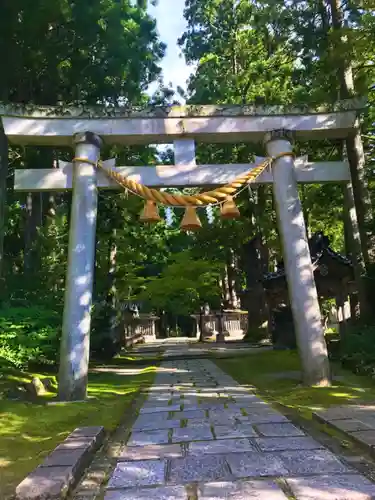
[0,98,365,146]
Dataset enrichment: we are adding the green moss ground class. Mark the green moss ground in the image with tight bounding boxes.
[216,350,375,420]
[0,364,157,499]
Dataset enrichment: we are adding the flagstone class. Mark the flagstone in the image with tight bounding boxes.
[107,460,166,489]
[127,430,170,447]
[104,485,187,500]
[172,426,214,443]
[168,455,230,484]
[198,480,289,499]
[286,475,375,500]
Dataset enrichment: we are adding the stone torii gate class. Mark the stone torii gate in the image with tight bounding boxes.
[0,100,362,400]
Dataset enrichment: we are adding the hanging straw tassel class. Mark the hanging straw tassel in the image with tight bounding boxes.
[220,196,241,219]
[180,206,202,231]
[139,200,161,223]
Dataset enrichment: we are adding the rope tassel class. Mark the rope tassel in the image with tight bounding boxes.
[180,206,202,231]
[139,200,161,223]
[220,196,240,219]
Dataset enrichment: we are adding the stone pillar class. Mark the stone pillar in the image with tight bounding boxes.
[265,130,330,386]
[58,132,102,401]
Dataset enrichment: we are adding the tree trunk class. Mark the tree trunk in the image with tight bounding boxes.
[242,236,268,340]
[107,229,117,319]
[328,0,374,267]
[24,192,43,273]
[242,188,271,340]
[220,269,231,307]
[257,186,270,272]
[0,127,8,282]
[343,182,369,319]
[226,249,239,309]
[300,185,311,238]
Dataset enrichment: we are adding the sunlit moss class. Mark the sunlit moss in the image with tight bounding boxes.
[0,365,156,498]
[216,350,375,420]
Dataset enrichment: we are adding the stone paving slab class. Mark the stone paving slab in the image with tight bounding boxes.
[127,429,169,446]
[196,402,227,410]
[255,436,324,452]
[132,412,171,428]
[172,425,214,443]
[209,409,243,420]
[255,422,305,437]
[139,404,181,414]
[142,395,173,405]
[132,417,181,431]
[104,485,188,500]
[107,460,166,489]
[277,449,351,475]
[214,424,258,439]
[209,415,238,426]
[181,398,199,407]
[226,451,288,478]
[188,438,256,455]
[117,444,184,461]
[240,411,290,424]
[198,480,289,499]
[172,409,207,419]
[286,474,375,499]
[185,417,222,427]
[168,455,230,484]
[226,398,264,408]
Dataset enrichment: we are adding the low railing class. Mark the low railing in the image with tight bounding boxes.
[191,311,248,340]
[122,314,159,348]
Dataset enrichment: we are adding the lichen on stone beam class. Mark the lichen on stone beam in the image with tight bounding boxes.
[0,97,367,119]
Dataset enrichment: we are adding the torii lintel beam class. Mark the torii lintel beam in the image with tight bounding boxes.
[14,158,350,192]
[0,99,364,146]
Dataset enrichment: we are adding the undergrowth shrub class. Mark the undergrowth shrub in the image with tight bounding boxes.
[0,307,61,368]
[338,323,375,377]
[90,301,122,361]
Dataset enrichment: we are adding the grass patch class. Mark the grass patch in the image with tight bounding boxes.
[0,364,157,499]
[216,350,375,421]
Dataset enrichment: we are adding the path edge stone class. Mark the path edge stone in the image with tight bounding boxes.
[312,409,375,458]
[15,426,105,500]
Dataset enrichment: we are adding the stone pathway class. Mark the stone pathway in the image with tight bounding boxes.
[101,359,375,499]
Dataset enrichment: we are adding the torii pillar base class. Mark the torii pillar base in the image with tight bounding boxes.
[58,132,102,401]
[265,130,331,386]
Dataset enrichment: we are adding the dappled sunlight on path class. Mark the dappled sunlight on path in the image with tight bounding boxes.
[87,358,375,499]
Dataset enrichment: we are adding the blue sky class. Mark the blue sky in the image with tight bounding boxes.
[148,0,194,96]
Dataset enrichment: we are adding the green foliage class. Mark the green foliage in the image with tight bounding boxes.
[0,0,165,104]
[339,324,375,376]
[0,307,61,368]
[138,250,223,315]
[90,300,122,361]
